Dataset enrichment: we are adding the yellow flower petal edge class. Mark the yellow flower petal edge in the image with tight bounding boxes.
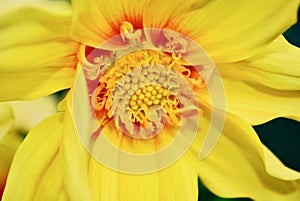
[219,35,300,91]
[0,67,75,101]
[1,113,67,201]
[217,76,300,125]
[145,0,300,63]
[192,108,300,201]
[0,0,77,101]
[263,147,300,181]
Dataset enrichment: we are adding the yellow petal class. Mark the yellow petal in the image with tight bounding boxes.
[70,0,147,46]
[143,0,299,62]
[263,147,300,181]
[0,0,77,100]
[33,155,67,201]
[0,103,13,140]
[217,36,300,124]
[143,0,205,29]
[1,97,59,196]
[9,96,57,131]
[88,152,198,201]
[60,83,95,200]
[0,67,75,101]
[218,76,300,125]
[2,113,67,201]
[193,109,300,200]
[219,35,300,90]
[0,103,22,197]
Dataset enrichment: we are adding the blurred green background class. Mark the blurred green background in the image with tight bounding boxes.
[198,7,300,201]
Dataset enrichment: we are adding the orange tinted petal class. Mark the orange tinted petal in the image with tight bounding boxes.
[71,0,147,46]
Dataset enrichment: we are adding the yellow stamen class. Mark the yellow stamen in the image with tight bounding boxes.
[128,84,180,127]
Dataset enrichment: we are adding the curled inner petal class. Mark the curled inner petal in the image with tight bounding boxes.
[120,21,142,45]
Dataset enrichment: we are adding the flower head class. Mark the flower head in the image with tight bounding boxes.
[1,0,300,201]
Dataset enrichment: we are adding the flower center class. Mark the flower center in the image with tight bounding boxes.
[74,28,225,173]
[128,84,178,126]
[92,49,202,138]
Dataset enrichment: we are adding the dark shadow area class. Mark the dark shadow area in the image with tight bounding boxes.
[254,118,300,172]
[283,7,300,47]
